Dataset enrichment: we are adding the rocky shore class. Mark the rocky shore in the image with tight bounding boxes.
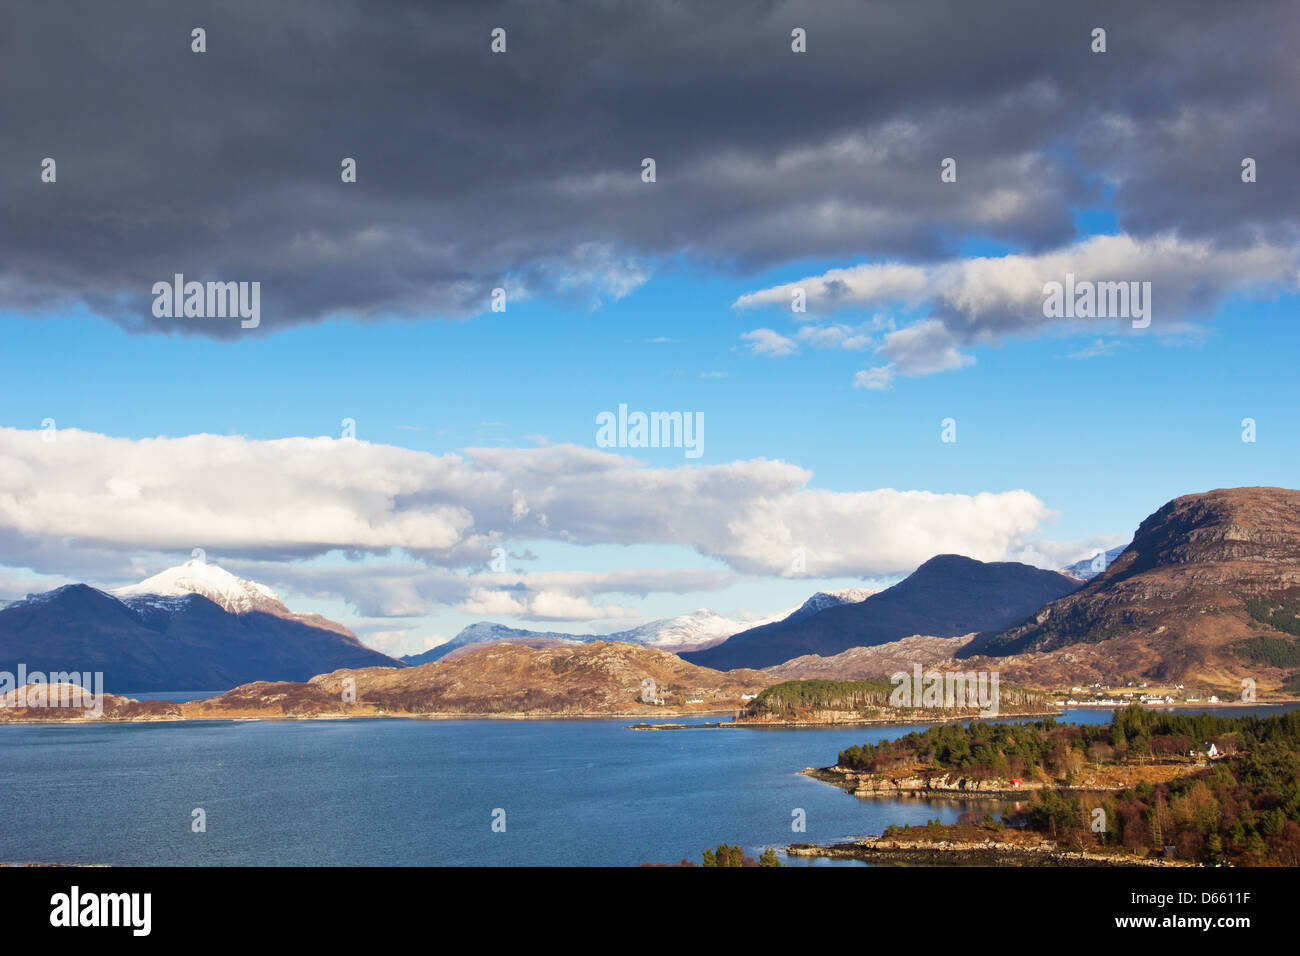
[786,837,1191,867]
[802,765,1047,796]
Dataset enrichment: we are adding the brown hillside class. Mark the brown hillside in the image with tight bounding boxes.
[967,487,1300,687]
[183,641,773,718]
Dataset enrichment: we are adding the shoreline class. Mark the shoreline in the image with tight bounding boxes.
[1063,699,1296,708]
[0,707,744,727]
[786,837,1192,867]
[799,765,1052,797]
[630,708,1064,731]
[5,698,1294,729]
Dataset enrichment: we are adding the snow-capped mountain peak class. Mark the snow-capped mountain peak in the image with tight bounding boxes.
[114,560,288,615]
[610,605,798,652]
[787,587,874,620]
[1060,545,1128,581]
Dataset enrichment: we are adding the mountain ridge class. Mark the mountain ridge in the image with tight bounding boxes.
[0,565,399,691]
[682,555,1079,670]
[400,590,873,665]
[964,487,1300,686]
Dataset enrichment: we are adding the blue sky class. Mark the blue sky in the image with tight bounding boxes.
[2,0,1297,656]
[4,250,1298,653]
[4,253,1297,531]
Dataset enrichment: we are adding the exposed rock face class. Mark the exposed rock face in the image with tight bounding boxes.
[836,770,1043,795]
[968,487,1300,686]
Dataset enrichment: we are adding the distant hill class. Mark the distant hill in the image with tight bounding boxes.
[763,634,980,681]
[399,593,873,665]
[682,555,1079,670]
[401,623,585,665]
[183,641,773,718]
[965,487,1300,687]
[0,564,400,692]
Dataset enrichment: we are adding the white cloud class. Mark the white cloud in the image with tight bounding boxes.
[854,319,975,389]
[0,428,1055,584]
[230,560,743,621]
[743,320,885,358]
[1064,337,1121,360]
[795,323,877,351]
[1010,535,1130,570]
[737,234,1298,325]
[733,261,930,313]
[538,241,650,307]
[736,233,1300,384]
[740,328,798,356]
[522,590,639,621]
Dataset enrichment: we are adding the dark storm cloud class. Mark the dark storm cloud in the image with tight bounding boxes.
[1,0,1295,336]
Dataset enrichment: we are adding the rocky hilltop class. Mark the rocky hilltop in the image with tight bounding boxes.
[181,641,773,719]
[0,641,773,722]
[966,487,1300,687]
[764,635,979,681]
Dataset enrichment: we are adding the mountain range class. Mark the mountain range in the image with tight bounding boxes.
[0,562,400,692]
[4,486,1292,697]
[400,588,873,664]
[961,486,1300,688]
[681,554,1080,670]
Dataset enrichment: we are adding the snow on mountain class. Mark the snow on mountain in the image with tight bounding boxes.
[611,608,790,652]
[1061,545,1128,581]
[404,590,877,664]
[401,622,586,665]
[444,622,586,652]
[113,560,364,642]
[115,560,289,615]
[785,588,874,620]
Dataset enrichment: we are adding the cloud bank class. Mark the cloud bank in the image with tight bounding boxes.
[3,0,1296,335]
[0,428,1053,587]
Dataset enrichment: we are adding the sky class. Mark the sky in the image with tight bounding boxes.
[1,1,1298,656]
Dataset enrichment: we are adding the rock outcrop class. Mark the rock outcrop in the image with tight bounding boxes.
[967,487,1300,687]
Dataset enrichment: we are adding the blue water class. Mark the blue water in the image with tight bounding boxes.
[0,706,1290,866]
